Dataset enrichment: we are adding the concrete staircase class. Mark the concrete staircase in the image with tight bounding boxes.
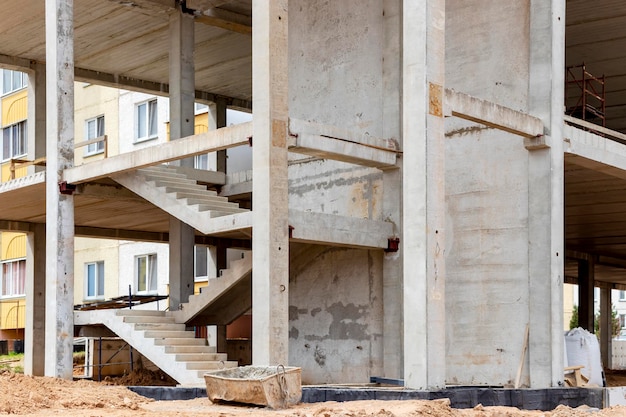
[111,165,248,234]
[169,251,252,326]
[74,309,238,386]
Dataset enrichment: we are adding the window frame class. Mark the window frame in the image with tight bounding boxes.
[1,70,27,96]
[134,99,158,143]
[1,259,26,298]
[135,254,158,294]
[84,261,105,300]
[2,120,27,161]
[84,115,105,156]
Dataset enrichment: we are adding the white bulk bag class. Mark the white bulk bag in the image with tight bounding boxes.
[564,327,603,386]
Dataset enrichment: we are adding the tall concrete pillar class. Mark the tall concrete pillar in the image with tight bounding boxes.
[24,223,45,376]
[600,287,613,368]
[527,0,565,387]
[402,0,446,389]
[251,0,289,365]
[578,258,595,332]
[27,62,46,168]
[382,0,403,379]
[168,5,196,310]
[44,0,75,379]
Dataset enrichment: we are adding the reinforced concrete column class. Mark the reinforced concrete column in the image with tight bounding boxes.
[24,223,45,376]
[27,62,46,168]
[527,0,565,387]
[382,0,403,379]
[402,0,446,389]
[251,0,289,365]
[44,0,75,379]
[600,286,613,368]
[168,5,196,310]
[577,258,595,332]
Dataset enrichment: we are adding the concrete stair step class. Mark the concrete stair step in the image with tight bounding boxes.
[173,191,223,200]
[181,197,240,208]
[116,310,166,317]
[150,178,199,188]
[122,315,176,324]
[165,186,217,195]
[139,167,187,178]
[174,353,228,362]
[145,330,195,339]
[187,360,239,371]
[195,205,248,214]
[154,338,207,346]
[164,345,217,354]
[134,322,186,331]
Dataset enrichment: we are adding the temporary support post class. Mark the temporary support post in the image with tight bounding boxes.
[251,0,290,365]
[44,0,75,379]
[402,0,446,389]
[527,0,565,387]
[168,4,196,310]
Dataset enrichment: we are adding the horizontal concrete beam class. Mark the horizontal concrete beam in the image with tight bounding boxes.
[75,67,252,111]
[0,220,35,233]
[288,209,394,249]
[64,122,252,184]
[287,133,396,169]
[195,9,252,35]
[445,88,545,140]
[564,115,626,145]
[564,124,626,180]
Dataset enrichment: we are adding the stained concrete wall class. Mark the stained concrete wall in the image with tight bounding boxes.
[444,0,532,386]
[286,0,389,384]
[289,248,383,384]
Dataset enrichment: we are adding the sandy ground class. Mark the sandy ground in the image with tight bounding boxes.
[1,371,626,417]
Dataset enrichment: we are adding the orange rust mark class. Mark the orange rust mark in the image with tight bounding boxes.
[429,82,443,117]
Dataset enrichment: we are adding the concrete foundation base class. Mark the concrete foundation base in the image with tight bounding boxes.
[128,386,604,411]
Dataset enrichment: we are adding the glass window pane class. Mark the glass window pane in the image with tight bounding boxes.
[2,71,10,94]
[97,262,105,296]
[3,129,10,160]
[87,119,95,140]
[137,257,147,292]
[195,246,207,277]
[148,100,157,137]
[148,255,157,292]
[97,116,104,137]
[86,263,95,297]
[137,104,146,138]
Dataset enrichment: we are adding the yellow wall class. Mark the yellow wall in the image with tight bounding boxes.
[0,298,25,330]
[166,112,210,140]
[1,233,26,260]
[1,89,28,127]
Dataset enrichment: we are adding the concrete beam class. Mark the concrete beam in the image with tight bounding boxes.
[564,125,626,177]
[0,53,32,72]
[289,210,393,249]
[195,9,252,35]
[63,122,251,184]
[0,220,33,233]
[287,133,397,170]
[75,67,252,111]
[444,88,545,141]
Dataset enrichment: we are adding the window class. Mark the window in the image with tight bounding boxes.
[620,291,626,301]
[85,261,105,299]
[195,246,208,279]
[621,314,626,329]
[195,103,209,113]
[1,259,25,297]
[2,70,27,95]
[2,121,27,161]
[195,154,209,170]
[85,116,105,155]
[135,99,158,142]
[136,254,157,293]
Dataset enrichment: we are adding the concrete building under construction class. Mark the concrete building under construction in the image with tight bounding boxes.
[1,0,626,391]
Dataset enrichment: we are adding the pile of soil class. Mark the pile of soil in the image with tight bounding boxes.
[2,370,626,416]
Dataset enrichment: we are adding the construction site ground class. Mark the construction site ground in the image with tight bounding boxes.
[0,370,625,417]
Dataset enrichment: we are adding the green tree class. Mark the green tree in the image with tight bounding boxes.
[569,304,621,338]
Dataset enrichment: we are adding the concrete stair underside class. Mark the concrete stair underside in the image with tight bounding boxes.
[74,308,237,386]
[169,251,252,326]
[110,165,248,234]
